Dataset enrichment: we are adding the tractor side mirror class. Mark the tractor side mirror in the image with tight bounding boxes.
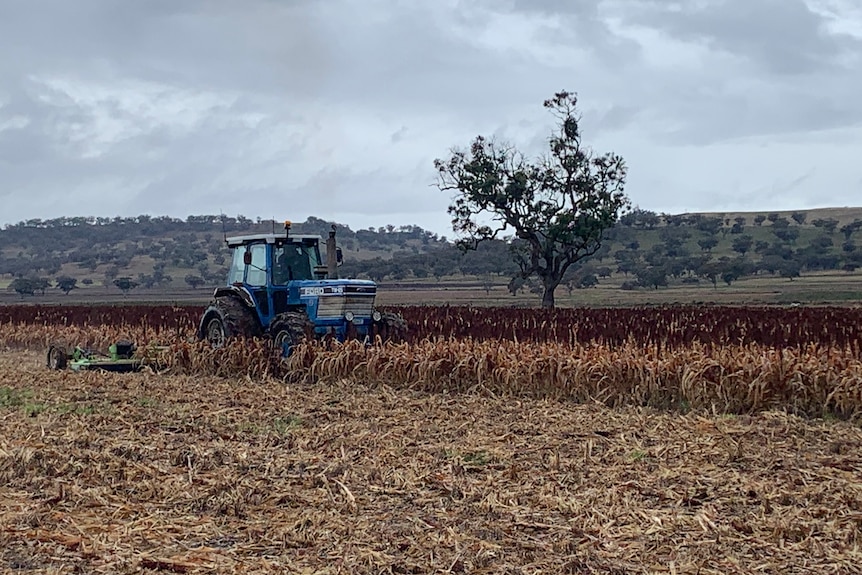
[336,247,344,266]
[243,250,252,266]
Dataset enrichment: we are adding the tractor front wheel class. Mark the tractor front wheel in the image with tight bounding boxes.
[269,311,312,356]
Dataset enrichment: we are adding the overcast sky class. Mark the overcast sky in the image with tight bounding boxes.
[1,0,860,235]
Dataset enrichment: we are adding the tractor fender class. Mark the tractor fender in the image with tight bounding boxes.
[212,285,256,308]
[198,287,257,341]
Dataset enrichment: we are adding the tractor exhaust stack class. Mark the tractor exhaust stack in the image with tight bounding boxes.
[326,225,338,280]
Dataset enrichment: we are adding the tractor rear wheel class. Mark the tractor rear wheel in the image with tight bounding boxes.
[204,296,262,348]
[269,311,312,356]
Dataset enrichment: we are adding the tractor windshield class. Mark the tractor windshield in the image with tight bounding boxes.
[273,243,319,284]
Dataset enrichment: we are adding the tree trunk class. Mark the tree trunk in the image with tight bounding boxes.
[541,280,557,309]
[541,287,555,308]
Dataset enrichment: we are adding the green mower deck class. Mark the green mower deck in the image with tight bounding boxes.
[47,341,165,373]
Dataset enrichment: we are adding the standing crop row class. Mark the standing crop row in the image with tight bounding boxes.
[2,304,861,350]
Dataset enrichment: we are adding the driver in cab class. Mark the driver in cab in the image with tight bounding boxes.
[274,245,311,284]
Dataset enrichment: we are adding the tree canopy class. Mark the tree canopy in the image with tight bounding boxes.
[434,91,630,307]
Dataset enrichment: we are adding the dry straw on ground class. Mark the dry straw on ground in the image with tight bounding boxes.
[1,315,862,573]
[1,351,861,574]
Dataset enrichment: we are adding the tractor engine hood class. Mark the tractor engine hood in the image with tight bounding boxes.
[295,279,377,297]
[294,279,379,321]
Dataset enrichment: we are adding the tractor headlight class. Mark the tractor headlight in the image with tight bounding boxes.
[372,310,382,322]
[345,311,355,322]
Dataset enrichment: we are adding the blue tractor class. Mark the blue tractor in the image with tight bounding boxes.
[198,221,406,354]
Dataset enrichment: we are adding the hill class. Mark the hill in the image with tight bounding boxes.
[1,207,861,305]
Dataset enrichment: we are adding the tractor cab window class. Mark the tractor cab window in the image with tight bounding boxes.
[273,243,315,284]
[227,248,244,284]
[246,244,267,286]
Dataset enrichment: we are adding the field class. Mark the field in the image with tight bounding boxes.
[1,303,862,573]
[2,269,861,310]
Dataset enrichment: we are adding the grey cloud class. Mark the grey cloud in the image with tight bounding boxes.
[0,0,530,119]
[622,0,862,75]
[390,126,409,143]
[1,0,860,230]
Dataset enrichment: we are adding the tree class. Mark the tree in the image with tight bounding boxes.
[695,217,723,236]
[619,207,659,229]
[184,274,205,290]
[9,277,37,298]
[635,265,668,290]
[699,261,721,289]
[731,235,754,256]
[778,260,802,281]
[773,227,799,244]
[812,218,839,234]
[435,91,630,308]
[113,276,139,296]
[55,276,78,295]
[697,237,719,252]
[791,212,807,226]
[840,220,862,241]
[753,215,766,226]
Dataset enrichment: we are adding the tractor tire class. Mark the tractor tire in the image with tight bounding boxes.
[46,343,68,370]
[203,296,262,348]
[378,311,408,343]
[269,311,313,356]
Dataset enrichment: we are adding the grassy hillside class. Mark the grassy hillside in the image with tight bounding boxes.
[699,207,862,228]
[1,208,861,305]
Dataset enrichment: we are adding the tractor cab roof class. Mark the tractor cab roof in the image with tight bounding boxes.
[225,233,322,248]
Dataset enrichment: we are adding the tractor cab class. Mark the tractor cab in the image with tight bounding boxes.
[198,221,405,354]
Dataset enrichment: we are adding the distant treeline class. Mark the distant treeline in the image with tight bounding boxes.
[2,209,862,298]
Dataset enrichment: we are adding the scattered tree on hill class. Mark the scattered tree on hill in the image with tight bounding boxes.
[773,227,799,244]
[731,235,754,256]
[810,235,834,251]
[55,276,78,294]
[812,218,839,234]
[698,237,718,252]
[695,216,723,236]
[754,214,766,226]
[840,220,862,241]
[791,212,807,225]
[618,208,660,229]
[435,90,630,308]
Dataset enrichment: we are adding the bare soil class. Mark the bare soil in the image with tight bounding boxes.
[1,352,861,574]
